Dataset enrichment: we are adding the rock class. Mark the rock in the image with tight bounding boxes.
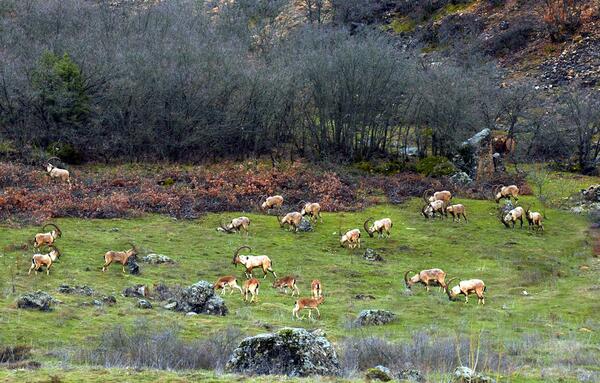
[109,227,120,232]
[164,302,177,310]
[396,368,424,382]
[123,284,148,298]
[102,295,117,305]
[458,128,493,178]
[142,253,174,264]
[92,300,103,306]
[453,366,496,383]
[56,284,94,296]
[171,280,227,316]
[363,248,384,262]
[449,171,472,186]
[499,20,509,30]
[17,291,57,311]
[127,257,140,275]
[354,294,376,300]
[366,365,393,381]
[355,309,396,327]
[297,218,313,232]
[137,299,152,309]
[462,128,491,148]
[186,311,198,316]
[225,327,341,377]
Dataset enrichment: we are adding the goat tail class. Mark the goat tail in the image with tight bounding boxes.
[483,286,487,292]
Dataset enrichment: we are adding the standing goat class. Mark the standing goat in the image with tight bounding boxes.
[102,243,138,273]
[421,200,446,219]
[218,217,250,236]
[364,217,393,238]
[525,207,544,232]
[243,278,260,303]
[45,158,71,188]
[423,189,452,204]
[214,276,243,296]
[232,246,277,279]
[33,223,62,248]
[494,185,519,203]
[261,195,284,211]
[300,202,322,223]
[292,296,325,320]
[28,246,61,275]
[311,279,322,299]
[445,278,486,304]
[404,269,447,292]
[499,206,524,228]
[340,229,361,249]
[272,276,300,296]
[278,212,303,232]
[446,204,467,223]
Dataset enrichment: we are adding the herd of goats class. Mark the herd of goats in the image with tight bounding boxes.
[28,160,547,319]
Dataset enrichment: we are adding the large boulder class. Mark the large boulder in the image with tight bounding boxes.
[17,291,58,311]
[226,328,340,377]
[355,309,396,327]
[457,128,493,179]
[172,280,227,316]
[453,366,496,383]
[297,218,313,232]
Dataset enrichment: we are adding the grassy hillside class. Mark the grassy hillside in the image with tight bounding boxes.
[1,186,598,381]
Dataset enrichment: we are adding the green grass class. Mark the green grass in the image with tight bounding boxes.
[432,1,477,22]
[388,18,416,34]
[1,192,598,381]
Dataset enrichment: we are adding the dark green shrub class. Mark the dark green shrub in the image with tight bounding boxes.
[47,142,83,164]
[416,156,455,177]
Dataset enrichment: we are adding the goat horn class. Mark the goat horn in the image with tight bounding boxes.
[220,219,233,232]
[46,156,61,165]
[43,223,61,235]
[233,245,252,260]
[404,270,413,285]
[445,277,457,297]
[125,242,136,251]
[363,217,374,237]
[49,245,61,257]
[422,189,433,203]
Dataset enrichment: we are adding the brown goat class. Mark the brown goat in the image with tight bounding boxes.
[404,269,447,292]
[261,195,284,210]
[446,204,467,223]
[28,246,61,275]
[499,206,524,228]
[292,296,325,320]
[300,202,322,223]
[525,208,544,232]
[272,276,300,296]
[102,243,138,273]
[46,159,71,188]
[421,200,447,219]
[423,189,452,204]
[218,216,250,235]
[33,223,62,248]
[340,229,361,249]
[214,276,243,296]
[311,279,322,299]
[494,185,519,203]
[445,278,486,304]
[232,246,277,279]
[364,217,393,238]
[278,212,303,232]
[242,278,260,303]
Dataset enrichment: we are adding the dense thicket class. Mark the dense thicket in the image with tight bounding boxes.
[0,0,598,168]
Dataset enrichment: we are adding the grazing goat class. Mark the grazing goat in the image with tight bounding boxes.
[525,208,544,232]
[404,269,447,292]
[278,212,303,232]
[102,243,138,273]
[340,229,361,249]
[364,217,393,238]
[500,206,524,228]
[214,276,243,296]
[421,200,446,219]
[311,279,322,299]
[218,217,250,235]
[445,278,486,304]
[28,246,61,275]
[292,296,325,320]
[272,276,300,296]
[261,195,284,210]
[423,189,452,204]
[33,223,62,248]
[446,204,467,223]
[242,278,260,303]
[232,246,277,279]
[46,158,71,188]
[494,185,519,203]
[300,202,322,223]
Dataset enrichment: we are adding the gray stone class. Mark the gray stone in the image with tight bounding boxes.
[363,248,384,262]
[449,171,472,186]
[164,302,177,310]
[17,291,57,311]
[127,257,140,275]
[366,365,393,381]
[396,368,425,382]
[226,327,340,377]
[355,309,396,327]
[57,284,95,296]
[186,311,198,316]
[142,253,174,264]
[137,299,152,309]
[453,366,496,383]
[297,218,313,232]
[123,284,148,298]
[102,295,117,305]
[172,280,227,316]
[462,128,491,147]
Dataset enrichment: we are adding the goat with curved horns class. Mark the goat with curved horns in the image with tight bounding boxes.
[444,278,486,304]
[33,223,62,248]
[423,189,452,204]
[494,185,519,203]
[29,246,61,275]
[421,200,446,219]
[46,157,71,188]
[102,242,138,273]
[340,229,361,249]
[404,269,447,292]
[499,206,524,228]
[261,195,284,210]
[364,217,393,238]
[214,276,243,296]
[278,212,303,232]
[218,217,250,236]
[300,202,322,223]
[232,246,277,279]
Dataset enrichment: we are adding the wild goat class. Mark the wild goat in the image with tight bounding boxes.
[33,223,62,248]
[102,243,138,273]
[272,276,300,296]
[261,195,284,210]
[278,212,303,232]
[525,208,544,231]
[300,202,322,223]
[340,229,361,249]
[243,278,260,303]
[494,184,519,203]
[446,204,467,223]
[28,246,61,275]
[421,200,446,219]
[445,278,486,304]
[232,246,277,279]
[311,279,322,299]
[499,206,524,228]
[364,217,393,238]
[218,216,250,235]
[45,158,71,188]
[404,269,447,292]
[423,189,452,204]
[292,296,325,320]
[213,276,243,295]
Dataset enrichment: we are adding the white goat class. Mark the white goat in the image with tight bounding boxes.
[232,246,277,279]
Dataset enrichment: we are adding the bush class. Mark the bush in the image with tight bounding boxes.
[47,142,83,164]
[416,156,455,177]
[484,22,536,56]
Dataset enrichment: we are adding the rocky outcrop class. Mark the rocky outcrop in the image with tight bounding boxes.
[366,365,393,381]
[57,284,94,296]
[397,368,425,382]
[226,328,340,377]
[355,309,396,327]
[142,253,174,264]
[363,248,384,262]
[540,35,600,87]
[297,218,313,232]
[17,291,58,311]
[453,366,496,383]
[170,280,227,316]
